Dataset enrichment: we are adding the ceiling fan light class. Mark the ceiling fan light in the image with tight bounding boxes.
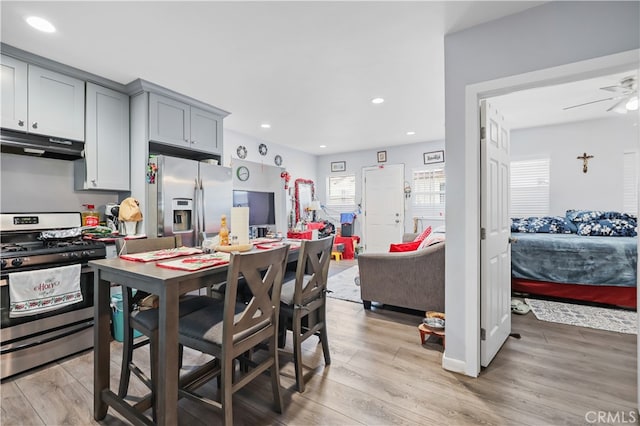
[626,96,638,111]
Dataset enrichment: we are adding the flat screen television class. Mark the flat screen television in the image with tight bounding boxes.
[232,190,276,226]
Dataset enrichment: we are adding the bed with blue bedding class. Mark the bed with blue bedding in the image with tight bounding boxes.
[510,210,637,308]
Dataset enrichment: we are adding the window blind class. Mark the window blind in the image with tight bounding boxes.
[412,167,445,218]
[510,158,550,218]
[623,151,638,215]
[326,175,356,210]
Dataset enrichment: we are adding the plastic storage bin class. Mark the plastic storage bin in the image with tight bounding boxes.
[111,293,143,342]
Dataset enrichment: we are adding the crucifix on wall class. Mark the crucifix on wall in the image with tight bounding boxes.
[577,152,594,173]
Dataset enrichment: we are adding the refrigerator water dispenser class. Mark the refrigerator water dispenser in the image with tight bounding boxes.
[172,198,193,233]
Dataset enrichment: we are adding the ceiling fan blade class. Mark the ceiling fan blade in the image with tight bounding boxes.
[563,97,615,110]
[600,85,624,93]
[606,97,629,112]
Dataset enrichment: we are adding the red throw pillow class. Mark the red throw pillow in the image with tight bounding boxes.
[413,226,432,243]
[389,241,421,252]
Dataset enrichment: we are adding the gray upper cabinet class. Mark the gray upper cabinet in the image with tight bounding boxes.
[1,55,28,131]
[0,55,85,141]
[76,82,129,191]
[149,93,190,148]
[190,106,221,153]
[28,65,85,141]
[148,92,223,155]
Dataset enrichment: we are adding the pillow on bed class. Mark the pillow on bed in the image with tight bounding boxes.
[566,209,637,223]
[566,209,602,224]
[577,219,637,237]
[567,210,637,235]
[510,216,571,233]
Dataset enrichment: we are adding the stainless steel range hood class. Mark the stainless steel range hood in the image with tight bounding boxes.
[0,129,84,160]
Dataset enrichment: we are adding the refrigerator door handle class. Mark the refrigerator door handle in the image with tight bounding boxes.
[199,178,206,243]
[193,178,200,242]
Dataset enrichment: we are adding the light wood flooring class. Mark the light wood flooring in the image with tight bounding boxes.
[1,259,636,425]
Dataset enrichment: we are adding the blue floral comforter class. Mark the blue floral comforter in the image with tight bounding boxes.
[511,210,637,236]
[511,233,637,287]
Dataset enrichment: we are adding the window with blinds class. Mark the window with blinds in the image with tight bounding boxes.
[510,158,550,218]
[326,175,356,209]
[623,151,638,215]
[412,167,445,218]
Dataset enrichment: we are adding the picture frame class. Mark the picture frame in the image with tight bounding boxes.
[423,150,445,164]
[331,161,346,172]
[377,150,387,163]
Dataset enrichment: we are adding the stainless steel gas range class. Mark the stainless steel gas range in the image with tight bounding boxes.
[0,212,106,379]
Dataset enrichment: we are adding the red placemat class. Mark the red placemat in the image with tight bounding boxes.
[255,242,287,250]
[119,246,203,262]
[156,253,230,271]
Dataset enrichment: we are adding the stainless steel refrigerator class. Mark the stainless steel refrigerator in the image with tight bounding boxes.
[146,155,232,247]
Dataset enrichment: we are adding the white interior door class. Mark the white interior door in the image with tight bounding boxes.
[362,164,405,253]
[480,100,512,367]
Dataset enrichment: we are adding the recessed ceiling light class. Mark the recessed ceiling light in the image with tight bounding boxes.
[371,97,384,104]
[260,123,271,129]
[26,16,56,33]
[319,145,327,148]
[406,131,416,136]
[626,96,638,111]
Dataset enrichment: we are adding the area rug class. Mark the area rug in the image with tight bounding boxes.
[525,298,637,334]
[326,265,361,304]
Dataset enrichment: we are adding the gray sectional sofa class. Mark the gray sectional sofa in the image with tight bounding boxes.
[357,233,445,313]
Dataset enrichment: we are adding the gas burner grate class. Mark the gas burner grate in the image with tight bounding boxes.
[45,239,92,248]
[0,244,28,253]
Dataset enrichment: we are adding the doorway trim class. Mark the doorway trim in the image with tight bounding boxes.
[457,49,639,377]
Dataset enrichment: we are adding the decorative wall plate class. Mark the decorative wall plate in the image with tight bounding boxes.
[236,145,247,159]
[274,154,283,166]
[258,143,268,156]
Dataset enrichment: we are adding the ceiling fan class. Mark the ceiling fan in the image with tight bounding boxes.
[563,75,638,112]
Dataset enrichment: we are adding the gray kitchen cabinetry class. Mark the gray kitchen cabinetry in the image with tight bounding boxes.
[148,92,223,155]
[1,55,28,132]
[0,54,85,141]
[75,82,130,191]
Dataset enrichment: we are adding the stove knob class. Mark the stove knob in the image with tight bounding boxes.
[70,252,80,259]
[12,258,23,267]
[81,251,90,258]
[1,259,6,269]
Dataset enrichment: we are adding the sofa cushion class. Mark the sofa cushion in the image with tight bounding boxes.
[389,241,421,252]
[413,226,432,243]
[418,233,446,249]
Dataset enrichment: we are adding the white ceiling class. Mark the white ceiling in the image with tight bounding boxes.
[4,1,634,156]
[491,70,639,130]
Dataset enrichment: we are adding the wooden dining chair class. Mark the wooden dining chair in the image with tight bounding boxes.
[277,236,333,392]
[176,245,290,426]
[114,236,219,417]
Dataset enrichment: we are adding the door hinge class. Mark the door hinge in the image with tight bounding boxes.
[480,126,486,140]
[480,328,486,341]
[480,228,486,240]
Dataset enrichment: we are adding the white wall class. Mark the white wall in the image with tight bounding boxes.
[223,128,317,233]
[0,153,119,216]
[444,1,639,376]
[315,139,445,241]
[230,158,287,235]
[511,116,638,216]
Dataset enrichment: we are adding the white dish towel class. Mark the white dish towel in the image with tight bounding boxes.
[9,264,82,318]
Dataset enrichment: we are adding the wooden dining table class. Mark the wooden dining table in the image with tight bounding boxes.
[90,244,299,425]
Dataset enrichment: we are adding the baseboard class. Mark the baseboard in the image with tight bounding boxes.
[442,353,468,375]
